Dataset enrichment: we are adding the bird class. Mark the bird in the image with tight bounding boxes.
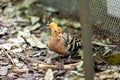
[48,22,82,58]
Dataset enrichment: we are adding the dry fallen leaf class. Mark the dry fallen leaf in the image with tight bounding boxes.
[26,34,47,48]
[24,23,41,31]
[18,30,47,48]
[44,69,54,80]
[0,66,8,76]
[103,52,120,65]
[0,27,8,35]
[30,16,40,25]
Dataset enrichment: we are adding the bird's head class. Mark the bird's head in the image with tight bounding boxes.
[48,22,62,38]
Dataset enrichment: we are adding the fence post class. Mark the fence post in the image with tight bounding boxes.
[80,0,94,80]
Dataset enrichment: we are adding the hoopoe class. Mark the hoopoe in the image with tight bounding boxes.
[48,22,82,58]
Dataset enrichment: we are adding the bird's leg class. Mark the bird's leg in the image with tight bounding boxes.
[58,54,66,60]
[57,54,61,61]
[68,51,72,59]
[68,54,71,59]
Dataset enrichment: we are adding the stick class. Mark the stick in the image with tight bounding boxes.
[0,46,15,65]
[31,61,83,70]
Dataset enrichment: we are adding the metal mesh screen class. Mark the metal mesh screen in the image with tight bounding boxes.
[90,0,120,41]
[91,0,120,42]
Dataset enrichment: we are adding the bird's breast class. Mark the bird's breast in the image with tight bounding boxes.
[48,37,67,55]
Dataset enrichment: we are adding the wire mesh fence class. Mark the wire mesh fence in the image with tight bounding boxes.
[91,0,120,43]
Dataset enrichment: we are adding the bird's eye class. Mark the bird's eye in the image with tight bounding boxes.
[54,31,57,33]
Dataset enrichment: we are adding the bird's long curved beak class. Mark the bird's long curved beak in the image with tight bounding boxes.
[57,33,63,39]
[59,33,63,37]
[59,33,66,41]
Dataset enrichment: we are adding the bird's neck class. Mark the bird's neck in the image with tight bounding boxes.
[51,33,61,40]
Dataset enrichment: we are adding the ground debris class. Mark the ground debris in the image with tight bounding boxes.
[0,0,119,80]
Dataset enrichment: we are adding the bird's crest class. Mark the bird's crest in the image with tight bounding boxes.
[48,22,62,34]
[48,22,58,29]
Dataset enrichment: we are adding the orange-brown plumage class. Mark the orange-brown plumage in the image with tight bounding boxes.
[48,22,82,57]
[48,22,67,55]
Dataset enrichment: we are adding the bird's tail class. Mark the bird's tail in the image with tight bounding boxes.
[62,33,82,53]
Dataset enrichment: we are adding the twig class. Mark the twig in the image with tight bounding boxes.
[0,46,45,64]
[92,41,116,47]
[31,61,83,70]
[11,68,28,73]
[15,53,82,70]
[15,53,44,64]
[0,46,15,65]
